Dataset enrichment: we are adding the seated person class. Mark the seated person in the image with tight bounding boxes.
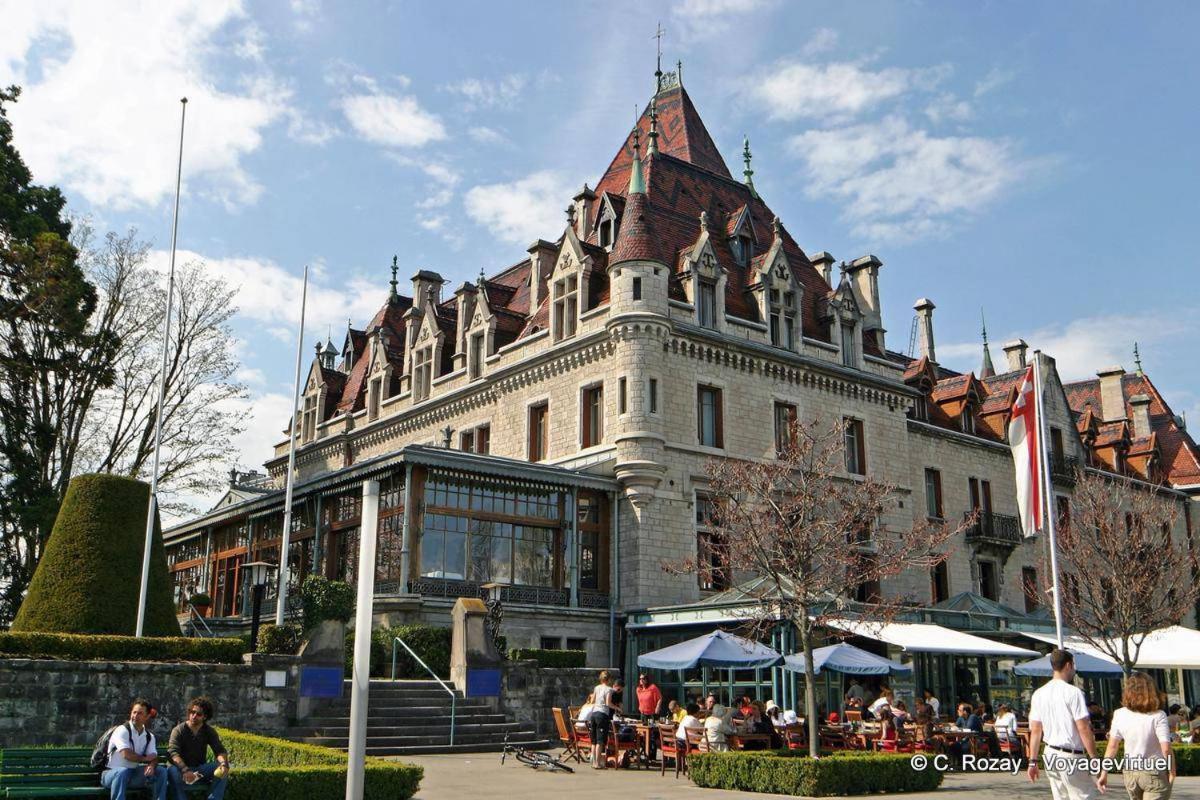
[167,696,230,800]
[675,702,704,744]
[891,701,910,724]
[782,709,800,727]
[737,695,754,720]
[668,699,686,723]
[101,698,168,800]
[703,704,735,751]
[956,702,984,732]
[912,703,934,745]
[877,706,899,747]
[993,703,1018,744]
[868,689,894,717]
[575,692,595,722]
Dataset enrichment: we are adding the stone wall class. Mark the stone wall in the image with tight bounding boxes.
[498,661,608,739]
[0,655,301,747]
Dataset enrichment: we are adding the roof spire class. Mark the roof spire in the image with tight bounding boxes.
[677,59,683,86]
[980,308,995,378]
[654,21,665,92]
[629,126,646,194]
[478,267,486,287]
[647,97,659,155]
[742,135,757,198]
[1134,341,1144,375]
[388,255,398,300]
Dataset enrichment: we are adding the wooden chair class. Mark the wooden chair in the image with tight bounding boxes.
[568,705,581,720]
[784,723,806,750]
[608,720,641,768]
[819,726,847,751]
[845,710,863,722]
[658,723,684,777]
[552,707,582,763]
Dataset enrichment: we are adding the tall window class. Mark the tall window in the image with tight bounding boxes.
[924,468,943,519]
[413,346,433,402]
[581,385,603,448]
[649,378,658,414]
[697,385,724,448]
[577,491,608,592]
[978,560,999,601]
[774,402,797,456]
[731,233,752,267]
[598,217,615,249]
[1022,567,1040,613]
[618,377,627,414]
[910,394,929,422]
[841,323,856,367]
[469,332,485,380]
[968,478,993,515]
[301,393,318,442]
[960,406,976,435]
[632,277,642,301]
[552,275,578,341]
[697,280,717,328]
[844,418,865,475]
[528,402,548,462]
[368,376,382,420]
[769,290,796,349]
[695,494,730,591]
[930,561,950,604]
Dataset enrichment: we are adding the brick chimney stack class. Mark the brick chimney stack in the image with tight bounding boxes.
[1002,339,1028,372]
[1097,366,1127,422]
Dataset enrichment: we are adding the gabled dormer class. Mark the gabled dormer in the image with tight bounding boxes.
[550,225,594,342]
[726,205,756,268]
[903,356,939,422]
[365,327,398,421]
[749,218,801,351]
[594,192,624,251]
[457,276,496,380]
[931,373,985,436]
[678,211,727,332]
[829,270,863,368]
[300,359,337,444]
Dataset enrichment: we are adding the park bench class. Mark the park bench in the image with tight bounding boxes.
[0,747,207,799]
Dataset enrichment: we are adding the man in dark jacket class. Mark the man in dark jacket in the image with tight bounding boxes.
[166,696,229,800]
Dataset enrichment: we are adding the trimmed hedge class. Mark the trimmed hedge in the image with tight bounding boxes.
[509,648,586,668]
[0,631,247,663]
[256,623,303,655]
[687,750,943,796]
[297,576,354,632]
[13,474,180,637]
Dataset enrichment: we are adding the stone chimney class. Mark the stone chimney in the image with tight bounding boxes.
[526,239,558,313]
[1097,366,1127,422]
[573,185,595,239]
[411,270,443,309]
[1002,339,1028,372]
[913,298,936,363]
[1129,393,1152,438]
[810,251,835,286]
[848,255,884,350]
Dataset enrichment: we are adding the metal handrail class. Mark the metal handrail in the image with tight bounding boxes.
[391,636,456,746]
[188,604,214,638]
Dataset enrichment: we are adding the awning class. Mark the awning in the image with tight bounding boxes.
[637,630,782,670]
[783,643,912,676]
[825,617,1038,657]
[1014,650,1123,679]
[1021,626,1200,669]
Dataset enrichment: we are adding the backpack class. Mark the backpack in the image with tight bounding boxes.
[89,723,133,772]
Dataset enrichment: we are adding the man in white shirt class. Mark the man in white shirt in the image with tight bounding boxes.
[100,698,168,800]
[923,689,941,719]
[1027,650,1099,800]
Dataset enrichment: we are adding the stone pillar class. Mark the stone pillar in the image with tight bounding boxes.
[450,597,504,698]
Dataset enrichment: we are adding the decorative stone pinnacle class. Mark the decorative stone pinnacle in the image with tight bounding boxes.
[742,136,757,197]
[389,255,399,299]
[1134,341,1143,375]
[700,210,709,230]
[478,267,486,286]
[648,98,659,155]
[772,216,782,237]
[981,308,989,344]
[677,59,683,86]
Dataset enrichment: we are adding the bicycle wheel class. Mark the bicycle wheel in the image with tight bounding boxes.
[517,750,574,773]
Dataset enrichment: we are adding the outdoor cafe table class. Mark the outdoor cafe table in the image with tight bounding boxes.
[633,723,659,767]
[728,732,772,750]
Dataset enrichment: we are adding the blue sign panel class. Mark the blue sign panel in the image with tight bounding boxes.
[300,665,344,698]
[466,668,502,697]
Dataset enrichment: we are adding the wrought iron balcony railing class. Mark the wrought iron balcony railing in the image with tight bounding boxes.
[964,511,1023,547]
[1050,453,1079,486]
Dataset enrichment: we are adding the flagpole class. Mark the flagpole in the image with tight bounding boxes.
[136,97,187,638]
[1032,351,1065,648]
[276,265,309,626]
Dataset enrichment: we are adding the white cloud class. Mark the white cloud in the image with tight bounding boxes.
[442,74,527,110]
[464,170,578,245]
[673,0,777,17]
[924,93,973,125]
[671,0,778,40]
[286,110,338,145]
[469,126,506,145]
[802,27,839,57]
[752,61,950,123]
[975,67,1016,98]
[788,115,1034,244]
[226,389,293,473]
[340,92,445,148]
[4,2,289,210]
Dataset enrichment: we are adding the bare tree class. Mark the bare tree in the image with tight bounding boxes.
[77,227,247,516]
[1048,469,1199,676]
[676,418,967,756]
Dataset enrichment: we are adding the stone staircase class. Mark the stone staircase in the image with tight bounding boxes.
[287,679,550,756]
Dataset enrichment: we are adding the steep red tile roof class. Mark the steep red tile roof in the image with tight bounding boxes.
[1065,372,1200,485]
[610,189,657,263]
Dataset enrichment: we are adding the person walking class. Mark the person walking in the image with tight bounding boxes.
[1098,672,1174,799]
[1027,649,1100,800]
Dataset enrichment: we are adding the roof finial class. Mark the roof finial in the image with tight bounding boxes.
[742,135,757,198]
[979,307,995,378]
[677,59,683,87]
[478,267,486,286]
[700,210,709,231]
[389,254,398,300]
[654,22,666,91]
[1134,341,1144,375]
[629,125,646,194]
[647,97,659,155]
[772,216,782,238]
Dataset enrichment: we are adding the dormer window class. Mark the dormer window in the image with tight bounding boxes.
[769,289,796,349]
[413,346,433,402]
[552,275,579,341]
[731,233,753,267]
[911,394,930,422]
[468,332,486,380]
[368,376,382,420]
[840,322,857,368]
[598,217,615,250]
[698,280,717,328]
[960,406,976,435]
[301,394,318,443]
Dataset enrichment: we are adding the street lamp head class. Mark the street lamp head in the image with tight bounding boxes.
[243,560,277,588]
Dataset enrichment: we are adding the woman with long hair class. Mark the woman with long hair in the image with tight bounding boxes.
[1098,671,1174,798]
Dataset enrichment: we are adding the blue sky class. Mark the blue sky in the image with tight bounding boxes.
[4,0,1198,504]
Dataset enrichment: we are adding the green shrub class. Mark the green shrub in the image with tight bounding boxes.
[0,631,246,663]
[297,576,354,631]
[344,623,452,678]
[687,750,943,796]
[12,474,180,637]
[508,648,586,668]
[1176,744,1200,776]
[256,623,303,655]
[189,593,212,607]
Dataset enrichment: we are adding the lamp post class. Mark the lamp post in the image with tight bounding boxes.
[243,561,277,651]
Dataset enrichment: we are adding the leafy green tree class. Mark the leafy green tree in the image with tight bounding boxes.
[0,86,119,623]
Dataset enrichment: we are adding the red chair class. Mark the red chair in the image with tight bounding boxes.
[552,707,582,763]
[608,720,641,768]
[658,724,684,777]
[784,723,806,750]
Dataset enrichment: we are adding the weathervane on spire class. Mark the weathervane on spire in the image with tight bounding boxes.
[389,255,398,300]
[1134,341,1144,375]
[742,136,757,198]
[654,22,666,91]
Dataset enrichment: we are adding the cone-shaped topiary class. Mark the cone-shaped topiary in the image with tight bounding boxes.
[12,474,181,636]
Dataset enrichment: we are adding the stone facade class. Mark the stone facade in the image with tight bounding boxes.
[498,662,603,740]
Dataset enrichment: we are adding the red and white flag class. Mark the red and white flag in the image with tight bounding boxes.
[1008,365,1042,537]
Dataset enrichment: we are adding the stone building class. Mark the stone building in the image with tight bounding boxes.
[165,71,1200,706]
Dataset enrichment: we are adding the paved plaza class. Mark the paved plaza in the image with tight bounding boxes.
[397,753,1200,799]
